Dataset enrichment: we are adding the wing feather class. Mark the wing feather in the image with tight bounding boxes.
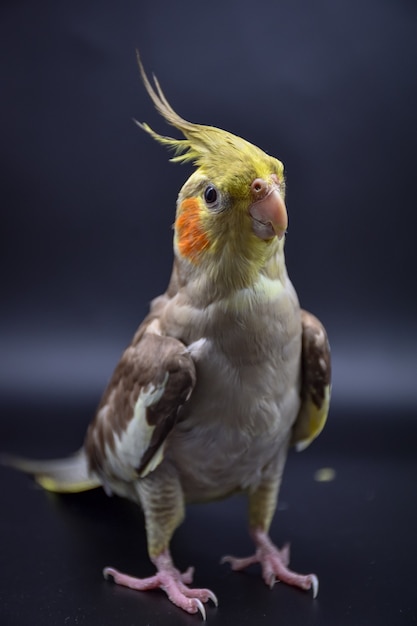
[84,318,196,484]
[292,310,331,451]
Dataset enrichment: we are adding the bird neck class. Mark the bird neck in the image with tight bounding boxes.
[168,243,288,309]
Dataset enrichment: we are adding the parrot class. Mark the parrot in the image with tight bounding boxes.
[1,55,331,620]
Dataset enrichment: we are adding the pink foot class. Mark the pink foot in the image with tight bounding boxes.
[222,529,319,598]
[104,551,218,619]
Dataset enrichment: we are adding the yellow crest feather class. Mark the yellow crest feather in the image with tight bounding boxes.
[135,52,281,182]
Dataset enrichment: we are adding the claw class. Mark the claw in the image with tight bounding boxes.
[103,566,115,580]
[206,590,219,607]
[269,575,277,589]
[194,598,206,621]
[310,574,319,599]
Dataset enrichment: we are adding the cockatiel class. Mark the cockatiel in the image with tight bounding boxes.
[2,56,331,619]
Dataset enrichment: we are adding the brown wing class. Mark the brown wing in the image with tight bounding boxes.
[84,316,195,484]
[291,310,331,451]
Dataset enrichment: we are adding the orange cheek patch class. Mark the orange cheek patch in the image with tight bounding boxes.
[175,198,210,262]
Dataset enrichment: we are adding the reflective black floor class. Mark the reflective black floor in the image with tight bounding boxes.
[1,401,416,625]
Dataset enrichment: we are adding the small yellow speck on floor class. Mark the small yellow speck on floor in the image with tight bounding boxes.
[314,467,336,482]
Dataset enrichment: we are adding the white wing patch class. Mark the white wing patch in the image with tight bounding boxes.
[146,318,162,336]
[187,337,208,360]
[103,373,169,481]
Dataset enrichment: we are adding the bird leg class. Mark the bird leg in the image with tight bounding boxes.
[104,550,218,620]
[104,468,217,619]
[222,529,318,597]
[222,475,318,597]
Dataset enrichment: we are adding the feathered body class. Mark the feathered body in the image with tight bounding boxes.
[87,261,301,504]
[2,56,331,619]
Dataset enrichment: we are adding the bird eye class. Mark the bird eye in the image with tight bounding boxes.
[203,185,218,207]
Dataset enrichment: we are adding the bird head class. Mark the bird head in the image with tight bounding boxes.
[136,56,288,297]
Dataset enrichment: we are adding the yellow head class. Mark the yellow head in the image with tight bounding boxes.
[136,55,288,295]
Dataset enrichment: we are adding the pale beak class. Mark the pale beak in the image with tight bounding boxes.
[249,177,288,240]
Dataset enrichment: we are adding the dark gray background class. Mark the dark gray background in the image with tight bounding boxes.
[1,2,417,625]
[1,0,416,408]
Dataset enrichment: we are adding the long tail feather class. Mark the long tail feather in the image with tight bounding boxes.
[0,449,101,493]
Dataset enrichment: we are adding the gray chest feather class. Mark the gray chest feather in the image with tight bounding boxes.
[165,288,302,501]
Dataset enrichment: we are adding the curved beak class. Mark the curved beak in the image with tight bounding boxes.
[249,178,288,240]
